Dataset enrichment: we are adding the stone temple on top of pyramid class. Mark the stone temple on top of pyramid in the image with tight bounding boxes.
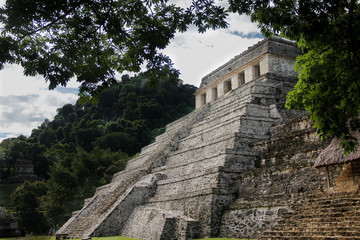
[57,37,360,240]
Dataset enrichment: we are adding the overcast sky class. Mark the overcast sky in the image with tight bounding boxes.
[0,1,262,143]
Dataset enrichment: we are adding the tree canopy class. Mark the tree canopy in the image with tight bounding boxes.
[1,0,359,152]
[0,0,227,96]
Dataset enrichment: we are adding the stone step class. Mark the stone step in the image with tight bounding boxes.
[147,186,214,203]
[121,206,200,240]
[165,139,235,166]
[165,144,257,171]
[259,193,360,240]
[272,224,360,232]
[284,227,360,235]
[152,153,227,178]
[196,89,250,116]
[188,115,272,145]
[155,116,194,142]
[204,85,253,111]
[283,211,360,220]
[157,166,220,185]
[153,171,219,199]
[277,220,360,229]
[176,131,237,154]
[191,103,273,136]
[204,80,276,115]
[80,174,165,237]
[260,235,360,240]
[111,167,146,183]
[293,199,360,210]
[281,215,360,223]
[292,205,360,215]
[163,111,194,132]
[208,96,251,116]
[190,104,247,133]
[305,195,360,203]
[124,153,152,172]
[57,172,146,237]
[262,230,360,237]
[139,138,162,154]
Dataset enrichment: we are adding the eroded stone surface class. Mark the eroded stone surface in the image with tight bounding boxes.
[57,37,328,239]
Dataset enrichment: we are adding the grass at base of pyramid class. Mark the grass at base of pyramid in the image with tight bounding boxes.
[0,236,256,240]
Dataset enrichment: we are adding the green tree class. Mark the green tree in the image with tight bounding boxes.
[42,164,79,225]
[0,0,227,97]
[11,181,49,234]
[38,128,57,147]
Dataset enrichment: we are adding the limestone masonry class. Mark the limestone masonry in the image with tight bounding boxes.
[57,37,330,239]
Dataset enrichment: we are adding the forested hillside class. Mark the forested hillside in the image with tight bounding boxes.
[0,73,196,233]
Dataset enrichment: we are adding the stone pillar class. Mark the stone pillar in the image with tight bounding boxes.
[218,81,225,97]
[231,74,239,90]
[195,94,202,109]
[260,55,269,75]
[244,65,252,83]
[206,88,213,103]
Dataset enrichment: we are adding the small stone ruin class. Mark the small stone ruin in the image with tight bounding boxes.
[2,158,42,183]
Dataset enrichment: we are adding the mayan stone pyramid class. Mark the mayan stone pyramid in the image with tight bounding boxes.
[57,37,328,239]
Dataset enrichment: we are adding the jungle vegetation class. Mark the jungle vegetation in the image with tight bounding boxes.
[0,72,196,233]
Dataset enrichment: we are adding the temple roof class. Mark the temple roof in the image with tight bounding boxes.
[197,36,298,91]
[314,132,360,168]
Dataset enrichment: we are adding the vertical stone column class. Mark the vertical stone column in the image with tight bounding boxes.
[217,81,225,97]
[260,55,269,75]
[244,65,253,84]
[231,74,239,90]
[195,94,202,109]
[206,88,213,103]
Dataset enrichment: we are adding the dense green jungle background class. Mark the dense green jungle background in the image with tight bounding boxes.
[0,73,196,234]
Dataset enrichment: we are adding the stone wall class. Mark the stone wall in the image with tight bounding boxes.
[220,116,329,238]
[332,161,360,192]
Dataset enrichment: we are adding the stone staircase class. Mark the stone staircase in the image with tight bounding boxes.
[260,193,360,239]
[56,105,211,239]
[121,207,201,240]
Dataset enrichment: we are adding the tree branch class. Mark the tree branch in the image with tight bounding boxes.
[16,6,78,42]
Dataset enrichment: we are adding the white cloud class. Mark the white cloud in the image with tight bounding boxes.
[162,3,262,86]
[164,28,262,87]
[227,13,259,34]
[0,65,79,142]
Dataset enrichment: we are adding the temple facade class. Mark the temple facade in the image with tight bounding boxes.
[195,37,298,108]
